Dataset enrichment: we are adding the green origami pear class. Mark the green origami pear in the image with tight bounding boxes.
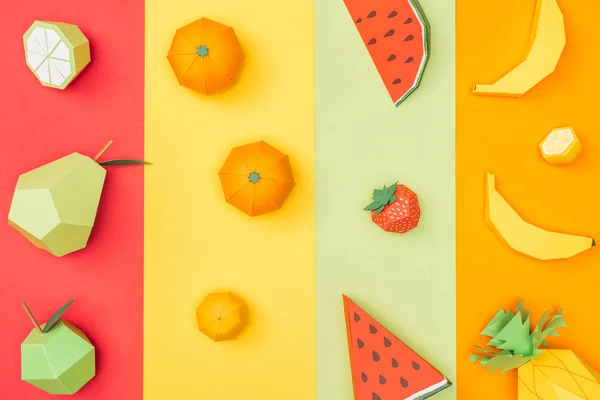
[21,301,95,395]
[8,141,148,257]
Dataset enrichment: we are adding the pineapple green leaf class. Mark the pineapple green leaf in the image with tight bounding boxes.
[473,345,496,355]
[494,312,533,356]
[515,300,530,323]
[43,300,74,333]
[470,353,490,365]
[484,354,532,375]
[472,302,566,374]
[481,308,515,339]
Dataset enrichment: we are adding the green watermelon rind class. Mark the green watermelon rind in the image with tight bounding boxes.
[395,0,431,107]
[413,379,452,400]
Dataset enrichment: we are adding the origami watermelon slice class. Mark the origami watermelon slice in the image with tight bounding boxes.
[344,296,451,400]
[343,0,430,106]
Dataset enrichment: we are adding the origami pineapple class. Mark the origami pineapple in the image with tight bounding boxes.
[471,301,600,399]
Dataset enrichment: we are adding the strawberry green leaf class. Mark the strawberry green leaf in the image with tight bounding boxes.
[43,300,74,333]
[374,205,386,215]
[363,202,380,211]
[389,182,398,193]
[388,195,397,204]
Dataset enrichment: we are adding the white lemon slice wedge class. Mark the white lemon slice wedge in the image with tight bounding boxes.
[24,21,91,90]
[539,127,582,165]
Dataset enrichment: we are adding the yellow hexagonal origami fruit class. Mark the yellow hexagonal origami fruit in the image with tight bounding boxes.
[196,292,249,341]
[24,21,91,89]
[539,127,582,165]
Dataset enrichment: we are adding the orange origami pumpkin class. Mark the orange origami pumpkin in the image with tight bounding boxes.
[167,17,244,95]
[219,141,295,216]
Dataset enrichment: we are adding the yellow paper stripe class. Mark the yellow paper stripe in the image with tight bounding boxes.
[143,0,315,397]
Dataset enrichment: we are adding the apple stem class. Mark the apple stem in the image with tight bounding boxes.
[22,303,42,333]
[94,140,114,161]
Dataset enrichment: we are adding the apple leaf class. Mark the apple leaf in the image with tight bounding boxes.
[43,300,75,333]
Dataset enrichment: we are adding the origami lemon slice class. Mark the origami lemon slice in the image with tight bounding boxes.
[539,127,582,165]
[24,21,91,89]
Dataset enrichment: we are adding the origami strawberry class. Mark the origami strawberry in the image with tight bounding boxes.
[364,182,420,233]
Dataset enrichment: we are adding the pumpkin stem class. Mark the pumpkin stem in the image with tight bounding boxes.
[94,140,114,161]
[22,303,42,334]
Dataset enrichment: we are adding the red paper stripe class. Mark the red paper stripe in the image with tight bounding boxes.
[0,1,144,398]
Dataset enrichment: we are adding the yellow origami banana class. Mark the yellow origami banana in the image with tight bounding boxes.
[474,0,566,97]
[485,173,595,260]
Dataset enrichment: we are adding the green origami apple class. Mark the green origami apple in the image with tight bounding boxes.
[8,141,148,257]
[21,300,95,395]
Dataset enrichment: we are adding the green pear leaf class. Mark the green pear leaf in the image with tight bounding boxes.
[99,159,151,166]
[43,300,74,333]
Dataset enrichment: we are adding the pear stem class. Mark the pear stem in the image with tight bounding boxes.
[94,140,114,161]
[22,303,42,333]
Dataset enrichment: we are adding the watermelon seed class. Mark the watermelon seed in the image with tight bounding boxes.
[412,361,421,370]
[357,338,364,348]
[388,11,397,18]
[387,54,396,61]
[384,337,392,347]
[367,38,376,45]
[369,324,378,334]
[356,18,362,23]
[392,358,399,368]
[405,57,415,63]
[404,17,413,24]
[392,79,401,84]
[404,34,414,41]
[361,373,368,382]
[379,375,387,384]
[354,313,361,322]
[367,11,376,18]
[372,393,381,400]
[372,351,381,362]
[384,29,395,37]
[401,377,409,388]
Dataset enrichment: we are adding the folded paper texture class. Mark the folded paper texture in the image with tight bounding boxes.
[24,21,91,90]
[342,0,430,106]
[21,301,96,395]
[196,292,249,341]
[473,0,566,96]
[539,127,582,165]
[471,302,600,399]
[344,296,451,400]
[364,182,420,233]
[485,172,594,260]
[167,17,245,95]
[8,153,106,257]
[219,141,295,216]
